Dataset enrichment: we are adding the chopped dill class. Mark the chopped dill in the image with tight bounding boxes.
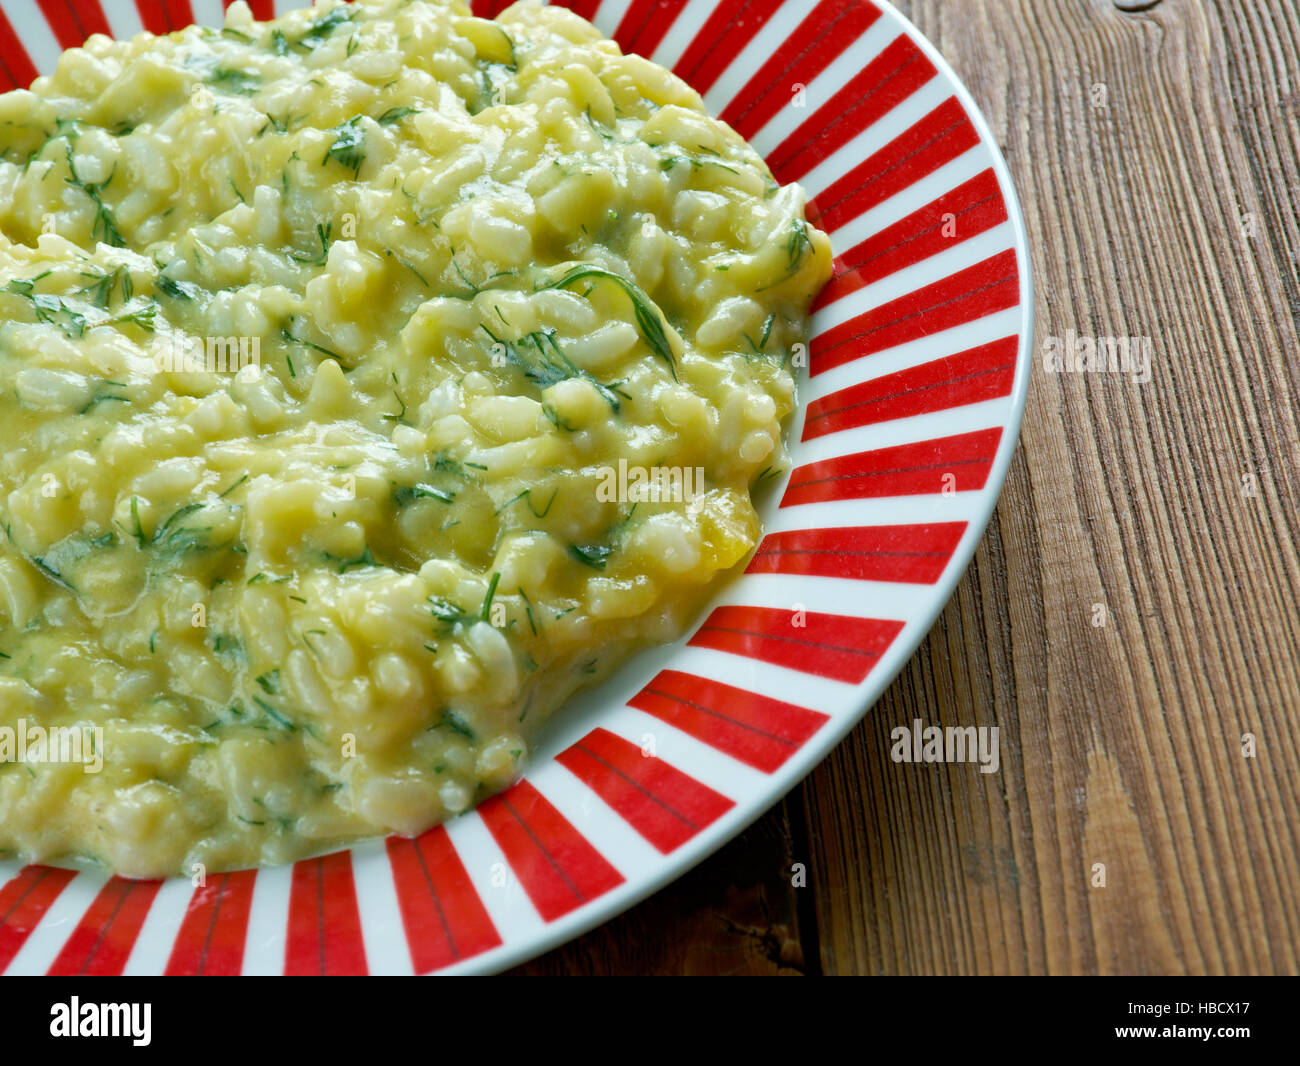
[480,324,627,413]
[394,483,455,506]
[208,67,260,95]
[63,145,124,247]
[545,265,677,379]
[322,116,364,176]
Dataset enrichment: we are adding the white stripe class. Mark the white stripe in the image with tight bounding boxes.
[190,0,228,29]
[813,223,1016,336]
[6,0,62,76]
[806,304,1021,400]
[797,79,955,200]
[239,863,290,975]
[120,877,188,974]
[722,561,975,610]
[443,811,545,949]
[648,0,714,71]
[579,0,629,38]
[790,394,1012,468]
[785,408,1008,483]
[749,17,900,157]
[820,146,989,263]
[3,871,96,975]
[103,3,146,40]
[660,623,923,700]
[766,481,992,532]
[587,703,776,793]
[699,3,805,119]
[351,840,413,975]
[636,640,860,710]
[526,760,659,879]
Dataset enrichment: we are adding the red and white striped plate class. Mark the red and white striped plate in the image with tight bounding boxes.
[0,0,1032,975]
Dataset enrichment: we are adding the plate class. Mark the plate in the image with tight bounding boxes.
[0,0,1032,975]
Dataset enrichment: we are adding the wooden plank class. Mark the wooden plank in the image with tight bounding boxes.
[802,0,1300,976]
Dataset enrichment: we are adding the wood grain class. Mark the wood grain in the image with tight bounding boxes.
[511,0,1300,976]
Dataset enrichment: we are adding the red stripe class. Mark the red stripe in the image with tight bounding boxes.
[479,779,624,922]
[164,870,257,976]
[229,0,275,20]
[672,0,784,94]
[689,604,904,683]
[768,34,935,182]
[612,0,686,58]
[0,8,40,89]
[134,0,196,35]
[804,336,1018,440]
[628,670,829,772]
[721,0,881,140]
[747,522,966,585]
[47,877,162,976]
[386,827,501,974]
[810,248,1020,376]
[815,169,1007,309]
[469,0,514,16]
[36,1,112,49]
[0,866,77,973]
[285,851,368,975]
[807,96,979,234]
[555,728,735,853]
[783,427,1003,506]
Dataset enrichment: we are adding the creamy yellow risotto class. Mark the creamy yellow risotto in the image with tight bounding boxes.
[0,0,830,876]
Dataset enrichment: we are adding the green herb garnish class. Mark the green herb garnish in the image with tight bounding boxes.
[218,474,249,499]
[109,302,158,332]
[332,544,376,574]
[323,116,364,176]
[64,146,123,247]
[298,5,355,50]
[4,284,88,340]
[480,571,501,622]
[289,221,332,265]
[209,67,260,95]
[480,324,627,412]
[252,695,296,731]
[281,322,343,362]
[157,275,202,301]
[568,543,613,570]
[394,483,455,506]
[433,708,475,741]
[545,266,677,379]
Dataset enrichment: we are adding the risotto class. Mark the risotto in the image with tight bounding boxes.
[0,0,830,876]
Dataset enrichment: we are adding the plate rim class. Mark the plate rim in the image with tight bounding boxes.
[460,0,1037,977]
[0,0,1035,976]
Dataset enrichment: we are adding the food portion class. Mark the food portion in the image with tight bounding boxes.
[0,0,830,876]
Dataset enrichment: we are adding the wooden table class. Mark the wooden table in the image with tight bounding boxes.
[511,0,1300,975]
